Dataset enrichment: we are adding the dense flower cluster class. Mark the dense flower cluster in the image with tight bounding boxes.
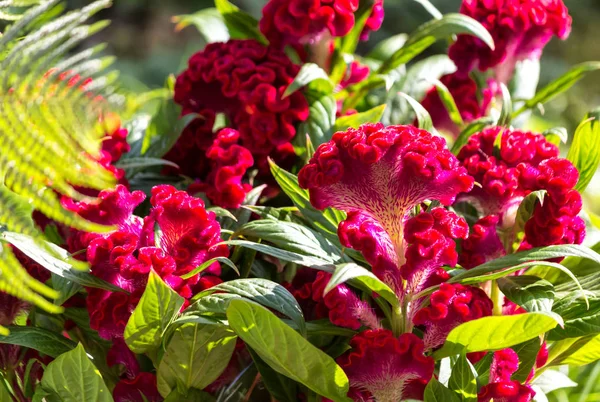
[285,268,378,330]
[413,283,493,349]
[457,127,585,264]
[65,185,227,384]
[337,330,434,401]
[259,0,384,48]
[449,0,571,82]
[168,39,309,207]
[299,123,473,294]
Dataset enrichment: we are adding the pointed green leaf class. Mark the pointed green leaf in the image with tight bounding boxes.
[41,344,112,402]
[214,0,267,44]
[124,271,185,354]
[284,63,332,98]
[226,300,351,402]
[172,8,229,43]
[0,326,76,358]
[424,378,461,402]
[435,313,558,359]
[333,105,386,132]
[448,354,477,402]
[157,323,237,396]
[566,110,600,192]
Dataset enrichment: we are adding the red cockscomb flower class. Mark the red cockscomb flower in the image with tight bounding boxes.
[449,0,571,83]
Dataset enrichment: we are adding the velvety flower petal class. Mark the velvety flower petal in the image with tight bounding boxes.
[360,0,384,41]
[460,215,505,269]
[299,123,472,291]
[413,283,493,349]
[478,349,535,402]
[449,0,571,82]
[107,338,140,379]
[260,0,359,48]
[337,329,434,401]
[141,185,229,288]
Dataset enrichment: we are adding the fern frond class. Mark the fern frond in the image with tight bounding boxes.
[0,0,122,332]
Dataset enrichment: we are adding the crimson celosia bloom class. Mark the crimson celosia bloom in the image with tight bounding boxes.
[457,127,585,252]
[170,39,309,206]
[260,0,359,48]
[140,185,228,298]
[478,349,535,402]
[189,128,254,209]
[361,0,384,41]
[449,0,571,82]
[299,123,473,293]
[285,268,378,330]
[420,73,497,137]
[413,283,493,348]
[173,39,308,158]
[337,329,434,401]
[460,215,505,269]
[113,372,162,402]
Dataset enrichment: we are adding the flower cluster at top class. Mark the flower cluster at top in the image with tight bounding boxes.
[421,0,571,137]
[167,39,308,208]
[259,0,384,49]
[297,121,584,401]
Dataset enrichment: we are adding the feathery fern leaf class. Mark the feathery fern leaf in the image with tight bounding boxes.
[0,0,121,332]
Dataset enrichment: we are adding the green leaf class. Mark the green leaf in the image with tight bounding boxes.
[548,297,600,340]
[226,300,351,402]
[367,33,409,62]
[498,83,512,127]
[399,92,433,132]
[332,105,386,132]
[124,271,185,354]
[41,344,112,402]
[247,347,298,402]
[512,338,542,382]
[0,326,76,358]
[511,191,545,250]
[164,388,216,402]
[269,160,345,235]
[192,278,306,336]
[284,63,332,98]
[214,0,267,44]
[513,61,600,117]
[378,13,494,73]
[298,88,337,147]
[324,263,399,308]
[1,232,121,293]
[428,78,464,126]
[51,273,83,306]
[172,8,229,43]
[115,157,178,170]
[180,256,238,280]
[413,0,443,19]
[451,116,495,154]
[223,239,335,269]
[561,334,600,366]
[399,55,457,100]
[435,313,558,359]
[448,354,477,402]
[566,110,600,192]
[157,323,237,397]
[542,127,568,145]
[234,220,346,264]
[497,276,555,314]
[424,377,461,402]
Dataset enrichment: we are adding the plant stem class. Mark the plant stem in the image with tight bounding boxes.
[391,304,404,337]
[491,280,503,316]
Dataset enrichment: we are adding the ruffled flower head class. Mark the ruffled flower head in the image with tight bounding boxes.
[449,0,572,82]
[299,123,473,293]
[478,348,535,402]
[260,0,359,48]
[173,39,308,158]
[286,268,379,330]
[457,127,584,252]
[460,215,505,269]
[141,185,229,297]
[413,283,493,349]
[337,329,434,401]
